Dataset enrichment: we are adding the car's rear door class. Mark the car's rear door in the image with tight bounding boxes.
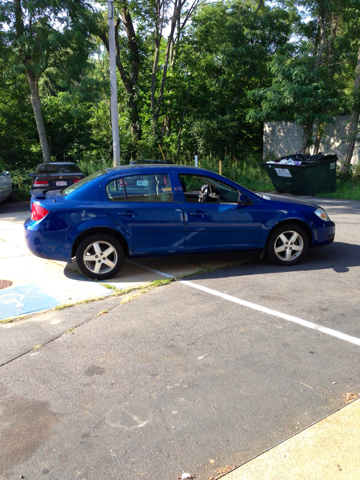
[103,172,185,255]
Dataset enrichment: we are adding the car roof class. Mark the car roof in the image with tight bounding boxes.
[129,159,173,164]
[105,165,212,174]
[36,162,78,166]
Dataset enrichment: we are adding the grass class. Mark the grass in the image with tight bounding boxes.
[319,179,360,200]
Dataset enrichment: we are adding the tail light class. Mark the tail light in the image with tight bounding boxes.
[31,203,49,221]
[73,178,81,183]
[33,180,49,186]
[163,176,168,186]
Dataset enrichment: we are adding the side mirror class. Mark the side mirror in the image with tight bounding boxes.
[238,192,252,205]
[3,171,10,177]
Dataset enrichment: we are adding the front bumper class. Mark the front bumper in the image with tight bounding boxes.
[312,220,335,246]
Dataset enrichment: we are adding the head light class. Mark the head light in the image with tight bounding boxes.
[314,208,330,222]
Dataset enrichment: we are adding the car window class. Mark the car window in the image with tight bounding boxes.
[62,170,106,196]
[178,174,239,203]
[106,179,126,201]
[35,164,83,175]
[106,174,174,202]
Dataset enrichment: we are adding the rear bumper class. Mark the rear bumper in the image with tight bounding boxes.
[24,217,73,262]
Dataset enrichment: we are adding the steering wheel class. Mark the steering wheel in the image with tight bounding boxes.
[198,185,209,203]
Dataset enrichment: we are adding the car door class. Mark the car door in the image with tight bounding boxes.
[177,173,262,252]
[104,172,185,255]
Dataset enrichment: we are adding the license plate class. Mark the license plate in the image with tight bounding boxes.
[56,181,67,186]
[137,180,148,186]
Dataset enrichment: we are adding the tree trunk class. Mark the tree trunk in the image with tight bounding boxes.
[26,69,51,163]
[299,123,312,154]
[341,45,360,173]
[14,0,51,162]
[177,75,191,155]
[99,15,142,140]
[119,5,141,140]
[153,2,178,137]
[313,120,325,155]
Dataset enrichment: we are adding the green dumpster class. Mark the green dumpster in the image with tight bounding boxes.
[261,155,337,195]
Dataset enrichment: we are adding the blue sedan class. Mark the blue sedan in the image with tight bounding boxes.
[24,165,335,280]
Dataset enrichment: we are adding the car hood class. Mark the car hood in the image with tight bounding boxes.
[255,192,320,209]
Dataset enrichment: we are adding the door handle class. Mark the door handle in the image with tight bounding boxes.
[188,211,207,217]
[118,211,138,217]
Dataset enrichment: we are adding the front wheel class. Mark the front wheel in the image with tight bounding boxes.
[76,234,125,280]
[266,223,309,266]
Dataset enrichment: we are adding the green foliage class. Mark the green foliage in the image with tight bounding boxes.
[197,154,273,192]
[1,0,360,178]
[320,178,360,200]
[10,168,33,200]
[167,1,293,158]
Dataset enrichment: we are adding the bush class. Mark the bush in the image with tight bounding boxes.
[11,169,32,201]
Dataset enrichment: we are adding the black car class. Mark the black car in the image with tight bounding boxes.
[29,162,85,192]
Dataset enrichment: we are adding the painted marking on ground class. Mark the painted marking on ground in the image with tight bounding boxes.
[180,280,360,348]
[0,284,60,320]
[126,260,175,279]
[122,261,360,348]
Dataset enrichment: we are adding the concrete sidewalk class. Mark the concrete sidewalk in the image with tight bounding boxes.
[221,398,360,480]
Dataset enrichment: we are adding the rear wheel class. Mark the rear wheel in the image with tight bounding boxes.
[76,234,125,280]
[266,223,308,266]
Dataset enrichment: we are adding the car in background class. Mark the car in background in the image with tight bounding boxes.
[28,162,85,192]
[0,171,14,203]
[24,165,335,280]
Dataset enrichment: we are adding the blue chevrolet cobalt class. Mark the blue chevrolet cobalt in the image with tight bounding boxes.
[24,165,335,280]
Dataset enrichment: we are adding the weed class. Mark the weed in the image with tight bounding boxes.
[0,317,13,324]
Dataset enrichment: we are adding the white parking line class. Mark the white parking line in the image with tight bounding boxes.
[125,260,175,279]
[181,280,360,347]
[125,261,360,348]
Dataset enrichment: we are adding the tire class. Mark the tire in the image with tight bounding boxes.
[76,233,125,280]
[266,223,309,266]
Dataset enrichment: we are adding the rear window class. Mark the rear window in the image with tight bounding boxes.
[35,163,83,175]
[62,170,107,196]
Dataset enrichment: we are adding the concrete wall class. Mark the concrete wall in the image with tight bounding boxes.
[263,115,360,164]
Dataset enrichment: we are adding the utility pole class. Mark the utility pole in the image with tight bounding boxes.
[108,0,121,166]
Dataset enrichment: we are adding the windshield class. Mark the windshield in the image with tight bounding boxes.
[62,170,107,196]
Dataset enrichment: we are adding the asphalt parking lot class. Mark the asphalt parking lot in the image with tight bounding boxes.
[0,197,360,479]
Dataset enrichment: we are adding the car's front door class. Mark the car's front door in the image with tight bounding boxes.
[177,173,262,252]
[104,172,185,255]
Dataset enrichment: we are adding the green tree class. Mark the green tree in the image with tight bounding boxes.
[0,0,94,162]
[248,0,352,153]
[167,0,293,157]
[93,0,201,145]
